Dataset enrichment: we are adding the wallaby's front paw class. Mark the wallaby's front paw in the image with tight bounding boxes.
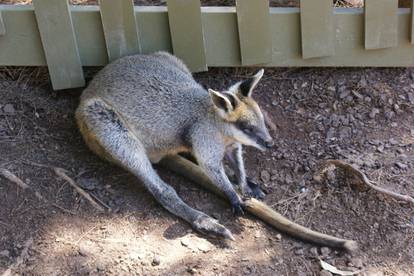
[193,215,235,241]
[231,200,244,216]
[243,179,265,200]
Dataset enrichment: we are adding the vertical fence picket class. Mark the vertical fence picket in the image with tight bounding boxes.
[235,0,271,65]
[300,0,334,59]
[411,0,414,44]
[33,0,84,90]
[365,0,398,49]
[166,0,207,72]
[98,0,141,63]
[0,11,5,36]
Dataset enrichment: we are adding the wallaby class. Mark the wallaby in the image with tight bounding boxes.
[76,52,272,239]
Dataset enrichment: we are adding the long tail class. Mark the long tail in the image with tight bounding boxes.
[159,155,358,252]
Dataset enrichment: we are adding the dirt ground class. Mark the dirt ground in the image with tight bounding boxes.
[0,64,413,275]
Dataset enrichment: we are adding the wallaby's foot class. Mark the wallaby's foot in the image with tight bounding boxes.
[242,178,265,200]
[231,199,244,216]
[193,215,235,240]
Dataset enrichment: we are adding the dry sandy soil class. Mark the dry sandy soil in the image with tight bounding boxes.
[0,64,414,275]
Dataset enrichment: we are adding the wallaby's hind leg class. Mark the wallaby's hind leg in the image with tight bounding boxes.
[76,99,234,240]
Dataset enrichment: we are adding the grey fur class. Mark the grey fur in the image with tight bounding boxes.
[76,52,272,239]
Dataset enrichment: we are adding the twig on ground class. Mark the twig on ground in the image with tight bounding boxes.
[321,159,414,205]
[89,193,112,212]
[0,168,29,189]
[51,203,77,215]
[0,168,44,201]
[53,167,105,212]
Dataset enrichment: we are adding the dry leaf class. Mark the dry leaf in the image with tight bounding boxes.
[320,260,361,276]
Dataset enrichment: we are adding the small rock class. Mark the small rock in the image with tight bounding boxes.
[187,267,197,274]
[0,250,10,258]
[408,93,414,104]
[339,127,352,140]
[3,104,15,114]
[395,162,408,170]
[338,86,349,99]
[358,76,367,87]
[294,247,304,256]
[260,170,270,183]
[389,138,398,145]
[327,86,336,92]
[320,247,331,257]
[309,247,319,258]
[369,108,380,119]
[384,110,395,120]
[152,256,161,266]
[319,270,333,276]
[275,234,282,241]
[349,257,364,268]
[376,145,384,153]
[396,148,404,154]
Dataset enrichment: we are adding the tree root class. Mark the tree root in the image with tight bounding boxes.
[320,159,414,205]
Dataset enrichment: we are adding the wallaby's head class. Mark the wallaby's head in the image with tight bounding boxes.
[208,69,273,151]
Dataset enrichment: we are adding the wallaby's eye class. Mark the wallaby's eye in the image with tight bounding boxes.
[243,128,252,134]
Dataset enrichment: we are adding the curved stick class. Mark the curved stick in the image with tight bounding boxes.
[324,160,414,204]
[159,155,357,252]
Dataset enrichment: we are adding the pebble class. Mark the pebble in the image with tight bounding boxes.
[309,247,319,258]
[3,104,15,114]
[359,76,367,87]
[327,86,336,92]
[369,108,380,119]
[320,247,331,257]
[260,170,270,183]
[349,257,364,268]
[294,247,304,256]
[396,148,404,154]
[395,162,408,170]
[152,256,161,266]
[339,87,349,99]
[0,250,10,258]
[384,110,395,120]
[376,145,384,153]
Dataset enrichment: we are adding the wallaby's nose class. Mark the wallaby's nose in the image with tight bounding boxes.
[265,139,274,149]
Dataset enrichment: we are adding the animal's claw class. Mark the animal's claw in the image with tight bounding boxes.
[192,215,235,241]
[246,179,266,199]
[231,201,244,216]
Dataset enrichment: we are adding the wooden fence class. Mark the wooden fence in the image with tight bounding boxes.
[0,0,413,90]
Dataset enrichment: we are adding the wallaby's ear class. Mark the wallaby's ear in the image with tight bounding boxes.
[208,89,235,113]
[238,69,264,98]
